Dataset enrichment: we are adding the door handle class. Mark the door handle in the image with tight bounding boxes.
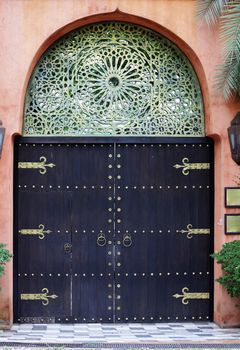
[64,243,72,253]
[97,233,106,247]
[123,233,132,248]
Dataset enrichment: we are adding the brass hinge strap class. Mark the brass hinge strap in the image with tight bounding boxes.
[173,287,209,305]
[20,288,58,306]
[173,157,210,176]
[18,156,55,175]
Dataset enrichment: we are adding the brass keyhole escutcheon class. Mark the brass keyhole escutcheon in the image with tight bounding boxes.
[123,233,132,248]
[97,233,106,247]
[64,243,72,253]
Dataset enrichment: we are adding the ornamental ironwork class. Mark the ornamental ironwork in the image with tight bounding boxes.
[173,287,209,305]
[18,156,56,174]
[23,22,205,136]
[173,157,210,175]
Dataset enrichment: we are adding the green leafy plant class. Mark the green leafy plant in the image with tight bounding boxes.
[196,0,240,101]
[0,243,12,280]
[212,240,240,300]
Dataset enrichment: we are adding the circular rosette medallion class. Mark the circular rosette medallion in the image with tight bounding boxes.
[70,45,152,134]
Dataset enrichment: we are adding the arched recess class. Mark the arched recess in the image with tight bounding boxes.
[14,13,214,324]
[22,16,206,137]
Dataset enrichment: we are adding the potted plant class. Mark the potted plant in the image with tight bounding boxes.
[0,243,12,288]
[212,240,240,302]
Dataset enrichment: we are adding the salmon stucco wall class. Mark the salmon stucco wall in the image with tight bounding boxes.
[0,0,240,328]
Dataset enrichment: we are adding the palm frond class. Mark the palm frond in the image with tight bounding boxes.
[196,0,229,26]
[220,2,240,57]
[214,55,240,100]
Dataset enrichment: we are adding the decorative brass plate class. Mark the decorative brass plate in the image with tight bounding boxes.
[177,224,210,239]
[173,157,210,175]
[20,288,58,306]
[18,156,55,174]
[173,287,209,305]
[19,224,52,239]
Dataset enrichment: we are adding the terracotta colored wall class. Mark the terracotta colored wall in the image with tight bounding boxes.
[0,0,240,328]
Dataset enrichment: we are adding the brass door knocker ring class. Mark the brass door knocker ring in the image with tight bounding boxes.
[123,233,132,248]
[97,233,107,247]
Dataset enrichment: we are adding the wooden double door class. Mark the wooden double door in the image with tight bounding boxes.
[14,138,213,323]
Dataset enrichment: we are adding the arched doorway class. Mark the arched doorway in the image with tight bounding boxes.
[14,22,213,323]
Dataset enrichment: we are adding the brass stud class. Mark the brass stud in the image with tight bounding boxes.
[117,262,121,267]
[117,284,121,288]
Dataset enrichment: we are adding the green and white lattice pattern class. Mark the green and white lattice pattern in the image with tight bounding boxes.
[23,22,205,136]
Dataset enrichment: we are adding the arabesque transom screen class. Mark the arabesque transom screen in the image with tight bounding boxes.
[23,22,205,137]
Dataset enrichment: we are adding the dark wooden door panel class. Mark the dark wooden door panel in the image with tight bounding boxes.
[115,275,211,322]
[115,142,213,322]
[72,277,114,322]
[70,144,115,322]
[17,276,71,322]
[17,191,71,273]
[15,138,213,323]
[115,143,211,187]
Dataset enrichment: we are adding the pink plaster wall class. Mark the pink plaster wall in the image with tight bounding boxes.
[0,0,240,328]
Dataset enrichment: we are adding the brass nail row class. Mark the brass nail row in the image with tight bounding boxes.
[19,143,209,148]
[18,271,209,277]
[18,316,209,322]
[18,185,210,189]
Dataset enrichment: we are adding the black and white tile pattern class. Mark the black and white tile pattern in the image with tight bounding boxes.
[0,323,240,344]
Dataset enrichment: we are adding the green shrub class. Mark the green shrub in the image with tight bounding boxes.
[212,240,240,300]
[0,243,12,279]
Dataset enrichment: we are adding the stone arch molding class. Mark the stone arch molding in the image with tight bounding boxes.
[23,21,205,137]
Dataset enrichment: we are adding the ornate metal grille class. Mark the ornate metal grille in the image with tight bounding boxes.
[23,22,205,136]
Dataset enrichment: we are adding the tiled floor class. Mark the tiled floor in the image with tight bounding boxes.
[0,323,240,344]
